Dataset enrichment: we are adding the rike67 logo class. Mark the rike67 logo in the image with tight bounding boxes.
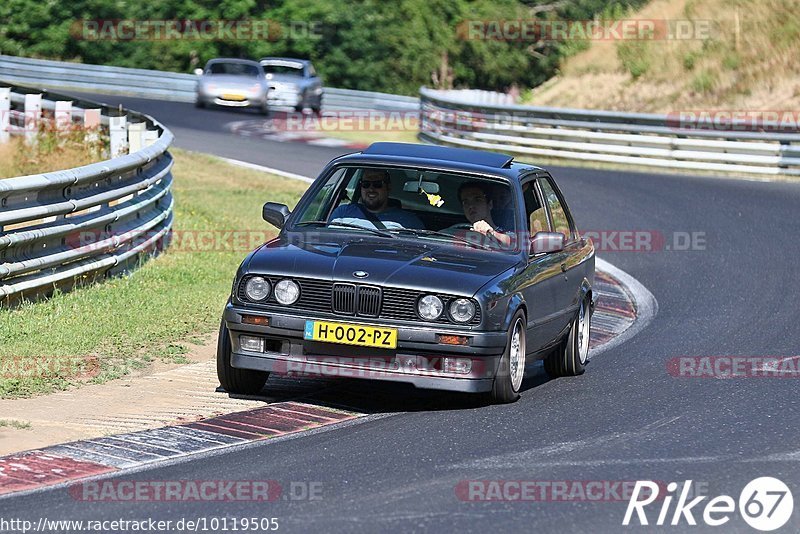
[623,478,794,531]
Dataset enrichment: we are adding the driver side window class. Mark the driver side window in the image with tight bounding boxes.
[296,168,347,224]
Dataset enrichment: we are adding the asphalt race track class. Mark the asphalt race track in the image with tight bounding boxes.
[2,94,799,532]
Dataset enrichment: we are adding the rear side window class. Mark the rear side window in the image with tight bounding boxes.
[522,181,548,236]
[539,178,573,240]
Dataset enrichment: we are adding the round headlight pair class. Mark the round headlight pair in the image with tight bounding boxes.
[244,277,300,305]
[417,295,476,323]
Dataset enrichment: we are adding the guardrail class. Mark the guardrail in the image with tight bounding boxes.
[0,82,174,303]
[0,55,419,111]
[420,87,800,177]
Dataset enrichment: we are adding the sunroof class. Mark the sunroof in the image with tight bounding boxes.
[363,143,514,168]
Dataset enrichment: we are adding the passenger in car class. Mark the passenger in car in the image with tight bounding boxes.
[448,182,513,248]
[330,169,424,229]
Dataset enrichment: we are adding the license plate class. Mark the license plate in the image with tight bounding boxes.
[221,93,246,101]
[304,320,397,349]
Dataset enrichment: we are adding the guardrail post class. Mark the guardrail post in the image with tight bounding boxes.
[54,101,73,132]
[127,121,146,153]
[24,93,42,145]
[0,88,9,144]
[143,130,158,147]
[84,108,101,146]
[109,115,127,157]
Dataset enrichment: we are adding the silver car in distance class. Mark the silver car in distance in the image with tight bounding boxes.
[195,58,270,115]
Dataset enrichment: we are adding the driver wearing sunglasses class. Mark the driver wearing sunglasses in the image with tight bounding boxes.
[330,168,424,229]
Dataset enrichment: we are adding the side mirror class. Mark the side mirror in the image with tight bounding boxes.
[531,232,564,255]
[193,68,203,76]
[263,202,291,229]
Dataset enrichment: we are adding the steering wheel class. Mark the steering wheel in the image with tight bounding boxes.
[449,223,473,230]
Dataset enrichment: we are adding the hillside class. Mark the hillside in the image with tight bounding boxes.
[526,0,800,112]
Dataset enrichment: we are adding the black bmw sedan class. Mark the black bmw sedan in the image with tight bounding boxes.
[218,143,594,403]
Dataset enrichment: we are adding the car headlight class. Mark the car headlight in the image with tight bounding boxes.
[418,295,443,320]
[245,276,270,301]
[274,279,300,305]
[449,298,476,323]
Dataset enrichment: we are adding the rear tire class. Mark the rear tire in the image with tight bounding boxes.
[195,99,205,109]
[544,296,590,378]
[489,310,526,404]
[216,319,269,394]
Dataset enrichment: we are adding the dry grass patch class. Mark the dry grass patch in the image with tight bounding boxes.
[0,125,105,179]
[526,0,800,113]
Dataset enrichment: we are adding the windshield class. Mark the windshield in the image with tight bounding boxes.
[292,166,519,252]
[261,62,305,76]
[206,62,260,76]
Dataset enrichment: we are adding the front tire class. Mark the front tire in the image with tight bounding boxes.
[490,310,527,404]
[544,296,591,378]
[216,319,270,394]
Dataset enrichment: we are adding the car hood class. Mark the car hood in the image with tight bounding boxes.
[245,234,520,296]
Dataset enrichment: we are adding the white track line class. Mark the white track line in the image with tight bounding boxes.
[218,157,315,183]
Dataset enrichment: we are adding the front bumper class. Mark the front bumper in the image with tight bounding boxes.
[197,90,266,108]
[224,303,507,393]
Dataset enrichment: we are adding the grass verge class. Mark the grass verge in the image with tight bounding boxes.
[0,149,308,398]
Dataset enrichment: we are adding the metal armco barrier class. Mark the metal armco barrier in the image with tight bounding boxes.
[0,55,419,111]
[419,87,800,177]
[0,82,174,302]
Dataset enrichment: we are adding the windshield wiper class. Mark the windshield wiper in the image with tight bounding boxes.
[295,220,395,239]
[388,228,492,250]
